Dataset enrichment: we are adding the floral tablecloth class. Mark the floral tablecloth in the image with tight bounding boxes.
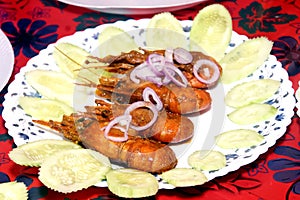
[0,0,299,199]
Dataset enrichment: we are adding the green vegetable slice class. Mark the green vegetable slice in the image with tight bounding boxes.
[161,168,207,187]
[53,43,91,79]
[39,149,111,193]
[106,168,159,198]
[225,79,281,108]
[0,182,28,200]
[228,103,277,125]
[220,37,273,84]
[9,139,82,167]
[215,129,264,149]
[53,43,111,84]
[19,96,73,121]
[146,12,188,49]
[25,69,75,107]
[190,4,232,61]
[98,26,138,58]
[188,150,226,171]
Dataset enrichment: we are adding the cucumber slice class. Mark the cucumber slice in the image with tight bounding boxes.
[8,139,82,167]
[188,150,226,171]
[106,168,159,198]
[25,69,75,107]
[53,43,91,79]
[19,96,73,121]
[39,149,111,193]
[215,129,264,149]
[190,4,232,61]
[228,103,277,125]
[161,168,207,187]
[146,12,188,49]
[225,79,281,108]
[54,43,111,84]
[0,182,28,200]
[220,37,273,84]
[98,26,138,57]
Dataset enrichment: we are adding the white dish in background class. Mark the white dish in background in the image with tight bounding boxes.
[296,81,300,117]
[2,19,295,189]
[57,0,207,15]
[0,29,14,92]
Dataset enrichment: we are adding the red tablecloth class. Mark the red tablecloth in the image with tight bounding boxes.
[0,0,300,199]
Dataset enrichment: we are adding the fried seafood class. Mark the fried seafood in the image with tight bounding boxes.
[35,114,178,173]
[95,48,222,89]
[92,48,221,114]
[36,98,194,144]
[32,47,222,174]
[80,120,177,173]
[96,80,212,114]
[89,99,194,143]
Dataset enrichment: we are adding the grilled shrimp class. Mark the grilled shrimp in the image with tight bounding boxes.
[35,116,178,173]
[96,80,212,114]
[85,99,194,143]
[37,98,194,144]
[80,120,177,173]
[94,48,221,88]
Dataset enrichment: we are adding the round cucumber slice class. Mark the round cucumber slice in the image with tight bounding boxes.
[161,168,207,187]
[106,168,159,198]
[215,129,264,149]
[190,4,232,61]
[220,37,273,84]
[0,182,28,200]
[188,150,226,171]
[98,26,138,58]
[146,12,188,49]
[53,43,91,79]
[225,79,281,108]
[25,69,75,107]
[39,149,111,193]
[228,103,277,125]
[8,139,82,167]
[19,96,73,121]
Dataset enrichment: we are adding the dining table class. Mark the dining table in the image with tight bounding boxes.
[0,0,300,199]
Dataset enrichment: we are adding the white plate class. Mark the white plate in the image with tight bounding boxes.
[58,0,207,15]
[0,29,14,92]
[296,81,300,117]
[2,19,295,189]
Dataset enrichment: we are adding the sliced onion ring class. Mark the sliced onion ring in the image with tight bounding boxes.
[142,87,163,111]
[164,48,174,63]
[130,51,190,87]
[173,47,193,64]
[104,115,132,142]
[163,62,188,88]
[124,101,158,131]
[129,62,148,84]
[147,53,165,76]
[193,59,220,86]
